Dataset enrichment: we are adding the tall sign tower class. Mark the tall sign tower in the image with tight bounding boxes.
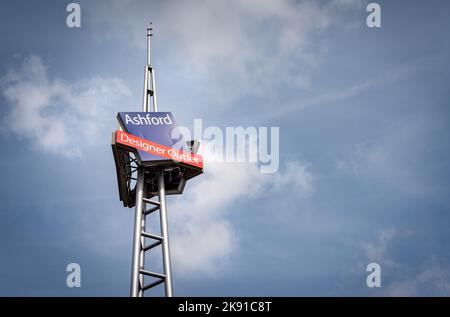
[111,24,203,297]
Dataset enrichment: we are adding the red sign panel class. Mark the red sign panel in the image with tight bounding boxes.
[116,130,203,169]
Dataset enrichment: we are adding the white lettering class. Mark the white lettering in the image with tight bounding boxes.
[123,113,174,125]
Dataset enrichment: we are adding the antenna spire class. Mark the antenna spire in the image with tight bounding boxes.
[143,23,158,112]
[147,22,153,66]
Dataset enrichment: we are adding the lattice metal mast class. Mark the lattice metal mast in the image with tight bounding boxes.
[130,23,173,297]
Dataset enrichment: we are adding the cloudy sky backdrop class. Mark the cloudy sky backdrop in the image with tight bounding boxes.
[1,0,450,296]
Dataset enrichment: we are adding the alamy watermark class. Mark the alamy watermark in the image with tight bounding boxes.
[172,119,280,174]
[66,263,81,288]
[366,262,381,288]
[66,3,81,28]
[65,2,381,30]
[366,3,381,28]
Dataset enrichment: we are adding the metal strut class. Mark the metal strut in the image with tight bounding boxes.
[130,23,172,297]
[130,167,173,297]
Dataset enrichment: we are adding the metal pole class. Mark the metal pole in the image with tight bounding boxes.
[130,168,145,297]
[148,23,158,112]
[142,24,152,112]
[158,169,173,297]
[137,25,153,293]
[134,24,153,296]
[130,24,172,298]
[147,24,152,66]
[151,69,158,112]
[142,67,149,112]
[138,186,146,297]
[144,23,158,112]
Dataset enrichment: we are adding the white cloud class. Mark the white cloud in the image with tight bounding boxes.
[170,147,315,276]
[384,258,450,296]
[359,228,399,269]
[331,0,366,8]
[89,0,361,104]
[355,230,450,296]
[255,63,415,122]
[336,111,440,197]
[0,56,316,278]
[1,56,130,157]
[274,161,315,196]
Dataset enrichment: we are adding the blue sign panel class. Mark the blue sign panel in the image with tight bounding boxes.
[117,112,182,162]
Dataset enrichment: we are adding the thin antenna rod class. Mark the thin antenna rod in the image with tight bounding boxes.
[143,23,158,112]
[147,23,152,66]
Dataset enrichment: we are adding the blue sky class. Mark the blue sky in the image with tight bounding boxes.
[1,0,450,296]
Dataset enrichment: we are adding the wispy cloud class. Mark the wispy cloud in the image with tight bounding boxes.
[89,0,362,104]
[384,258,450,296]
[359,228,399,269]
[170,147,315,276]
[336,110,442,197]
[354,229,450,296]
[0,56,130,157]
[255,63,414,123]
[0,56,316,278]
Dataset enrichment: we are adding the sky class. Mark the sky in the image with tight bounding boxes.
[1,0,450,296]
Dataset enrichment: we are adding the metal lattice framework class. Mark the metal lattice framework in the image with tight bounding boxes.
[111,24,202,297]
[112,144,202,208]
